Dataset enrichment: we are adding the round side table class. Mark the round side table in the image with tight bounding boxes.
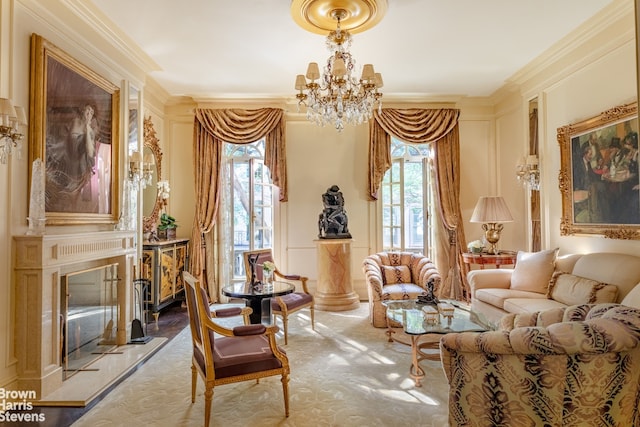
[462,251,517,269]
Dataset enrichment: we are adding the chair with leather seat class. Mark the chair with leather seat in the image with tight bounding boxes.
[243,249,314,345]
[183,271,290,426]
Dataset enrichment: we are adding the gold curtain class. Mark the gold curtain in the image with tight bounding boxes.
[191,108,286,297]
[368,108,469,299]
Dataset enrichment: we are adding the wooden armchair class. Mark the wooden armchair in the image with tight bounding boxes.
[183,272,290,426]
[243,249,314,344]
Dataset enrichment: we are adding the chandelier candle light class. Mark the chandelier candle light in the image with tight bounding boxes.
[293,3,385,132]
[128,150,155,188]
[0,97,27,164]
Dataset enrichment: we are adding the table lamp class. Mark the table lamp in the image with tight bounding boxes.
[470,196,513,255]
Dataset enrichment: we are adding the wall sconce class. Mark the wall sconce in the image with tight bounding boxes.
[0,98,27,164]
[470,196,514,255]
[128,150,154,188]
[516,154,540,190]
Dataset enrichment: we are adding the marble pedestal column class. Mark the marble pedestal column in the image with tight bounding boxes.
[315,239,360,311]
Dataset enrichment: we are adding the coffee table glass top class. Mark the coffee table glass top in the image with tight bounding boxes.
[382,300,491,335]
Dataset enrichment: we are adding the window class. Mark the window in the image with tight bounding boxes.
[223,139,274,281]
[380,138,434,258]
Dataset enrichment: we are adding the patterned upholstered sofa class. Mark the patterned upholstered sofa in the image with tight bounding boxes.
[468,251,640,326]
[362,252,441,327]
[440,303,640,427]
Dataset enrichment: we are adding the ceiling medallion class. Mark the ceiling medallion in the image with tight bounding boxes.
[290,0,388,35]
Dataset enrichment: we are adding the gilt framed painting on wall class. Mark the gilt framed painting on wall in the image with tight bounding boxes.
[557,101,639,240]
[29,34,120,225]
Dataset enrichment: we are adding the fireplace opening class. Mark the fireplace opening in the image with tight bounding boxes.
[61,263,119,379]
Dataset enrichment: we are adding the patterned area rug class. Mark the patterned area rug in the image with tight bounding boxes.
[72,304,451,427]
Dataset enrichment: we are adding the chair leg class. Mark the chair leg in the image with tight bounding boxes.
[191,365,197,403]
[309,306,315,331]
[204,385,213,427]
[281,372,290,417]
[282,315,289,345]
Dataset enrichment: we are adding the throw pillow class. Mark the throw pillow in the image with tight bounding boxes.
[381,265,412,285]
[547,271,618,305]
[621,284,640,309]
[510,248,559,294]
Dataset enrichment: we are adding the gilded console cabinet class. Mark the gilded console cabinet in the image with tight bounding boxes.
[142,238,189,320]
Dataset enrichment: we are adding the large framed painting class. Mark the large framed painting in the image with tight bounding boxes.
[557,102,639,239]
[29,34,120,225]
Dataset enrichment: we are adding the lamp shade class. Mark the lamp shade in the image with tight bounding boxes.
[332,57,346,77]
[306,62,320,80]
[14,106,27,125]
[295,74,307,90]
[374,72,384,88]
[130,150,143,163]
[470,196,513,223]
[361,64,375,81]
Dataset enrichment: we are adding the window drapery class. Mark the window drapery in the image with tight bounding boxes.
[191,108,287,298]
[368,108,470,300]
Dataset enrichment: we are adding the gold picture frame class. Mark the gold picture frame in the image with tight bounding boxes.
[557,102,639,239]
[29,34,120,225]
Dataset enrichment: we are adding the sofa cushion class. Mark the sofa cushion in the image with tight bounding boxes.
[381,265,412,285]
[503,298,566,314]
[571,253,640,301]
[621,284,640,309]
[381,283,426,299]
[547,272,618,306]
[509,248,558,294]
[476,288,547,309]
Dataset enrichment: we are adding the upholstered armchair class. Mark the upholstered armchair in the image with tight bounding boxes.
[243,249,314,344]
[362,252,441,327]
[440,303,640,427]
[183,272,290,426]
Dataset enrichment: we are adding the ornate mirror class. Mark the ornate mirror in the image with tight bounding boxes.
[142,116,163,233]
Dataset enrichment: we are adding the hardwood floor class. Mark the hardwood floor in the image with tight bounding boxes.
[12,302,189,427]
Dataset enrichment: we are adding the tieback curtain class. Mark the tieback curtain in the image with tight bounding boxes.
[368,108,470,300]
[191,108,287,296]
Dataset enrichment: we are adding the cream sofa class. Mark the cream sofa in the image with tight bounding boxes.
[468,251,640,326]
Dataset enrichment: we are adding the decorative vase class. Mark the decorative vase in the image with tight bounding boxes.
[263,270,273,292]
[167,227,177,240]
[263,270,273,284]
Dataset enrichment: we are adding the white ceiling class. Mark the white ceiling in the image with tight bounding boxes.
[90,0,615,100]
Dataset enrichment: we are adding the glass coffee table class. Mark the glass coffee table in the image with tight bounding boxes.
[382,299,490,387]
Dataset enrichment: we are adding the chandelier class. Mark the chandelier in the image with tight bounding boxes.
[293,6,384,132]
[516,155,541,191]
[128,150,155,189]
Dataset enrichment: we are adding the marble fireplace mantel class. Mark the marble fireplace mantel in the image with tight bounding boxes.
[13,230,137,399]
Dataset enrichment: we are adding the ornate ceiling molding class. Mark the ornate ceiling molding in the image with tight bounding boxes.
[290,0,387,35]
